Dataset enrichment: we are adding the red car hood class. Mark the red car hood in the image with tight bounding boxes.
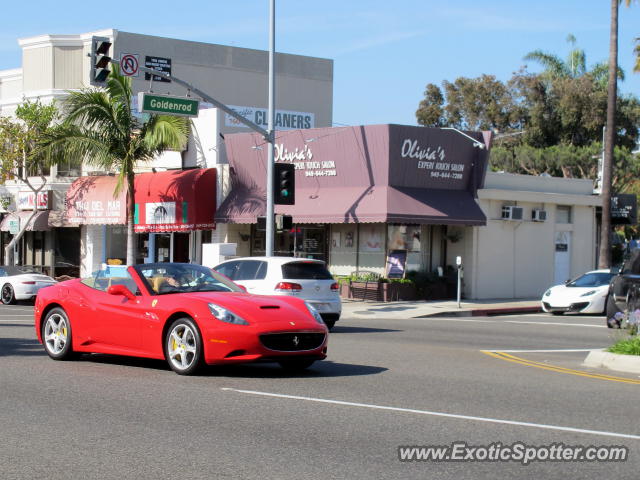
[177,291,321,327]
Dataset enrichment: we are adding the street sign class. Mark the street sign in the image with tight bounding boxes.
[8,219,19,235]
[137,93,199,118]
[144,56,171,82]
[120,53,139,77]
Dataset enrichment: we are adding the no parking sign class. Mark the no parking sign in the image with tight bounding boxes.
[120,53,139,77]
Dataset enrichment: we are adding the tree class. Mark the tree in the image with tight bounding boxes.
[0,99,59,265]
[40,65,189,265]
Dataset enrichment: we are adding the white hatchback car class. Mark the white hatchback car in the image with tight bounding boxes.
[213,257,342,329]
[541,269,616,315]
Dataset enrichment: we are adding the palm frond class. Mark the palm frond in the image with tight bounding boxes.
[523,50,569,77]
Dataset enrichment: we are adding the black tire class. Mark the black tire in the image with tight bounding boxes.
[164,317,203,375]
[42,307,75,360]
[1,283,16,305]
[605,295,622,328]
[324,319,336,331]
[278,358,316,371]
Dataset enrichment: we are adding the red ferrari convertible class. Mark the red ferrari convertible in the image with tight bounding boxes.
[35,263,328,375]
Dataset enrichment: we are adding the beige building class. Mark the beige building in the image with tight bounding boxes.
[447,172,601,299]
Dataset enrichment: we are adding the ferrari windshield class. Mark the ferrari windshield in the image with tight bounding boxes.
[136,263,242,295]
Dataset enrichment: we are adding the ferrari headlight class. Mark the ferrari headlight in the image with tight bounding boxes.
[544,289,551,297]
[305,302,325,325]
[208,303,249,325]
[580,290,597,297]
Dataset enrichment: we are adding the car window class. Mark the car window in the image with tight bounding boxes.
[235,260,264,281]
[214,261,239,280]
[136,263,242,295]
[281,261,333,280]
[255,261,268,280]
[0,268,5,277]
[81,266,140,295]
[568,272,615,287]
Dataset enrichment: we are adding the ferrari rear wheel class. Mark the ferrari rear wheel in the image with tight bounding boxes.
[165,318,203,375]
[278,358,316,371]
[42,308,74,360]
[1,283,15,305]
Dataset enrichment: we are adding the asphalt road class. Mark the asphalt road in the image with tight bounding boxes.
[1,304,639,479]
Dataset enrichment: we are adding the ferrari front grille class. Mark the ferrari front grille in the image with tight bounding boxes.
[259,332,325,351]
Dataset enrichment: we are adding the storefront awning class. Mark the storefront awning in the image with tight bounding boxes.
[134,168,216,233]
[216,185,486,226]
[66,176,127,225]
[0,211,52,232]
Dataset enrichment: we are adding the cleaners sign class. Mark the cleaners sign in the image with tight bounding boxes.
[138,93,199,118]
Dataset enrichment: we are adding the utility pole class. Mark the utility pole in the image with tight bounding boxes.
[265,0,276,256]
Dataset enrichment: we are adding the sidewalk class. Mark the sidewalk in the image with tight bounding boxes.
[340,298,542,320]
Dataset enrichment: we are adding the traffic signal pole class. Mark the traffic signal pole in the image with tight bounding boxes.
[265,0,276,257]
[108,2,278,255]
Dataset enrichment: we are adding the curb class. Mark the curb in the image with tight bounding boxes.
[417,306,542,318]
[583,350,640,375]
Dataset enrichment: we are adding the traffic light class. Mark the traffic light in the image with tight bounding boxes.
[273,162,295,205]
[90,36,112,86]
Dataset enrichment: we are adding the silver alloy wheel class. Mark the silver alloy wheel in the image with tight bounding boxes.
[167,323,197,371]
[44,313,68,355]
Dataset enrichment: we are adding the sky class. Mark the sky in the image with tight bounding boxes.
[1,0,639,127]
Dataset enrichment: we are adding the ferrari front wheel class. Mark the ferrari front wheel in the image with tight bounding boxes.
[165,318,203,375]
[42,308,74,360]
[1,283,15,305]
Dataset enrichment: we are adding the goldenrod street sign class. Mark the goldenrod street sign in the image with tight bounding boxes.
[138,92,199,118]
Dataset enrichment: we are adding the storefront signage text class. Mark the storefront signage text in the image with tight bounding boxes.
[400,138,465,181]
[274,143,337,177]
[69,200,122,222]
[224,105,315,131]
[18,191,51,210]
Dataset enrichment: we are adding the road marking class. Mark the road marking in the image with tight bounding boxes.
[504,320,605,328]
[482,351,640,385]
[221,388,640,440]
[421,317,496,323]
[488,348,601,353]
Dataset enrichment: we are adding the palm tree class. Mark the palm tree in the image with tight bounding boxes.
[524,33,623,86]
[40,65,189,265]
[599,0,636,269]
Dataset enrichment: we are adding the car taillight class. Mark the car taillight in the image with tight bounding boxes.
[330,282,339,290]
[275,282,302,291]
[22,281,36,285]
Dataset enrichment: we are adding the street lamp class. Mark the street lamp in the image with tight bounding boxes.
[441,127,485,149]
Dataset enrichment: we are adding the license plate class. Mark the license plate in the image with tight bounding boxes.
[311,302,330,312]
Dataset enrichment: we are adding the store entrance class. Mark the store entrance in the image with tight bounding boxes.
[251,224,328,263]
[152,232,191,263]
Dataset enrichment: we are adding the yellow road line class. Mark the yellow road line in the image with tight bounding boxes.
[481,350,640,385]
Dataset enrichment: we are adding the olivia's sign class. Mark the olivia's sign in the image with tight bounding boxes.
[275,143,337,177]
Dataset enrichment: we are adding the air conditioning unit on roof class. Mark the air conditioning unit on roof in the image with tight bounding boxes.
[501,205,523,221]
[532,209,547,222]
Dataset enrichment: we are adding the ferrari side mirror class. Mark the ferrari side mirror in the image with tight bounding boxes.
[107,284,136,301]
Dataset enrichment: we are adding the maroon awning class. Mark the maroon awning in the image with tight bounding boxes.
[0,211,52,231]
[216,124,489,226]
[216,185,485,225]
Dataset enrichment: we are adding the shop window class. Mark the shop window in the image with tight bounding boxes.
[358,224,386,272]
[556,206,572,224]
[387,225,421,252]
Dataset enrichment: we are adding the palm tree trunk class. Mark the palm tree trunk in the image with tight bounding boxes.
[126,172,136,265]
[598,0,619,269]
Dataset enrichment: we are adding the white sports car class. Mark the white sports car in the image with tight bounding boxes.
[0,266,57,305]
[541,269,615,315]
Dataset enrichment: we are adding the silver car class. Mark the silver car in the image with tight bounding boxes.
[213,256,342,329]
